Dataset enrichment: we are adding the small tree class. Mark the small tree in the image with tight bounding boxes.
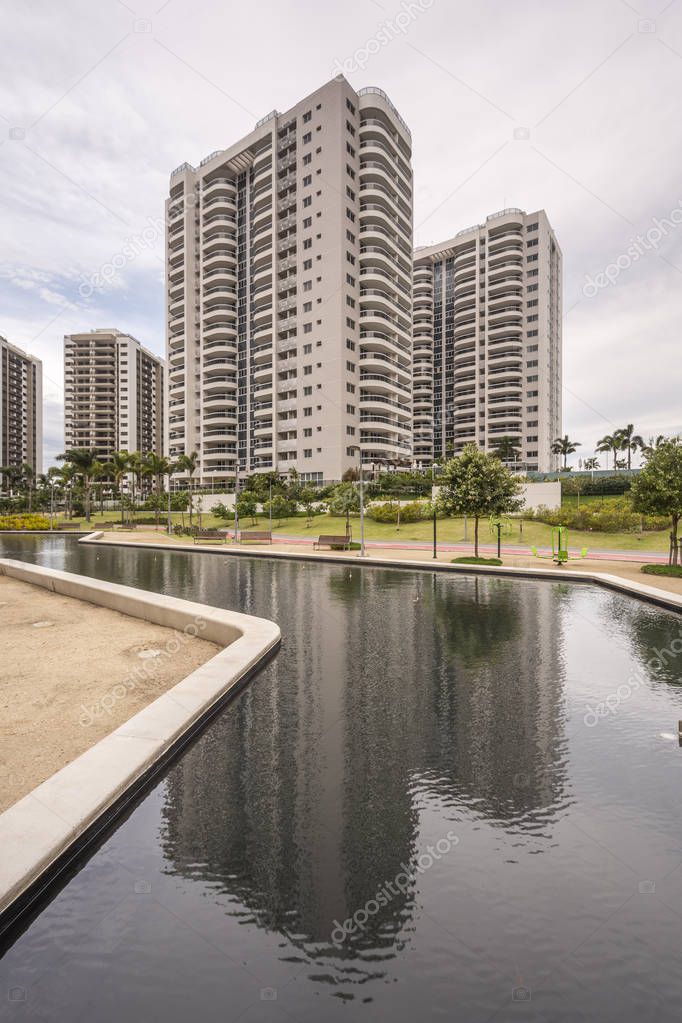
[631,438,682,565]
[236,491,258,526]
[438,445,524,557]
[266,493,293,527]
[300,485,318,526]
[328,481,359,535]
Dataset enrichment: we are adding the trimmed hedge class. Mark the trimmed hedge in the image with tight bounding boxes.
[641,564,682,578]
[452,556,503,566]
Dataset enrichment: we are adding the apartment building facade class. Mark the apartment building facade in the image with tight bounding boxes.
[0,336,42,474]
[166,75,413,486]
[413,208,562,473]
[64,329,165,460]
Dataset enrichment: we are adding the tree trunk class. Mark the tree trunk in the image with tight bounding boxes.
[474,516,479,558]
[85,482,91,523]
[671,514,679,567]
[155,475,161,527]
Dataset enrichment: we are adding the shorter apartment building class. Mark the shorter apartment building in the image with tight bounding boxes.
[0,336,42,474]
[413,208,562,473]
[64,329,165,461]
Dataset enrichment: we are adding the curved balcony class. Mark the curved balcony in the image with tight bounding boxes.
[360,310,411,349]
[202,232,236,256]
[358,138,411,190]
[359,350,411,383]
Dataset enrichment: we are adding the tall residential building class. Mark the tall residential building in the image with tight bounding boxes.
[413,208,562,472]
[63,329,165,460]
[0,336,42,475]
[165,75,413,486]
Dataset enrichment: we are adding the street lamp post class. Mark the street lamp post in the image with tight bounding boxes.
[49,479,56,530]
[349,445,365,558]
[233,460,240,542]
[431,462,440,559]
[167,473,172,535]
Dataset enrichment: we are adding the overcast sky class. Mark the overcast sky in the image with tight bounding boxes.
[1,0,681,467]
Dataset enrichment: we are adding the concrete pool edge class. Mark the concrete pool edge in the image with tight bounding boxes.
[0,557,280,931]
[78,531,682,615]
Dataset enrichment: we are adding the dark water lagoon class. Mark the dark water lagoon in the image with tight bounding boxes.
[2,535,682,1022]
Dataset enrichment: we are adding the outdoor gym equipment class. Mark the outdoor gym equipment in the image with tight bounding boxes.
[489,515,513,559]
[531,525,588,566]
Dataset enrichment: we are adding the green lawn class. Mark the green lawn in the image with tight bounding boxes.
[62,507,670,554]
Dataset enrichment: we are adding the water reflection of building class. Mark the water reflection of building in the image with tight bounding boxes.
[161,559,567,954]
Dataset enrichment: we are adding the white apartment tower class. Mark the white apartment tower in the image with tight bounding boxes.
[0,336,42,474]
[166,76,413,485]
[64,329,165,460]
[413,209,562,472]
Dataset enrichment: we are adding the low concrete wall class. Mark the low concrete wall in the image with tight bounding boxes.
[520,481,561,511]
[431,480,561,512]
[0,558,280,925]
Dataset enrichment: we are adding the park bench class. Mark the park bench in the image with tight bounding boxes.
[239,530,272,544]
[56,521,81,530]
[314,534,351,550]
[193,529,227,544]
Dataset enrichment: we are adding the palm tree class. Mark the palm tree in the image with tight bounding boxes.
[551,435,581,470]
[57,462,77,519]
[491,435,521,466]
[615,424,644,470]
[92,460,109,515]
[57,448,99,522]
[145,453,173,526]
[176,451,199,525]
[596,433,623,471]
[127,451,149,521]
[583,457,599,471]
[21,463,35,512]
[104,450,130,525]
[640,435,667,461]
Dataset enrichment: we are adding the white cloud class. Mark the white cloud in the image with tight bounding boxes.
[0,0,680,466]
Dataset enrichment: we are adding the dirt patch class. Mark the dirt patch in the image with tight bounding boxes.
[0,576,220,812]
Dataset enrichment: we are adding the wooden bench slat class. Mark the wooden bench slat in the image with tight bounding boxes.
[314,535,350,550]
[239,530,272,543]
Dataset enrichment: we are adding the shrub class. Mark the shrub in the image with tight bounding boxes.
[212,502,235,522]
[561,475,631,497]
[173,524,200,537]
[531,498,666,533]
[452,556,503,566]
[0,514,51,531]
[641,564,682,578]
[143,491,189,512]
[366,500,435,524]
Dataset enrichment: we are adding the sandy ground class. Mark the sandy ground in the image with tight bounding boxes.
[0,576,220,812]
[94,528,682,598]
